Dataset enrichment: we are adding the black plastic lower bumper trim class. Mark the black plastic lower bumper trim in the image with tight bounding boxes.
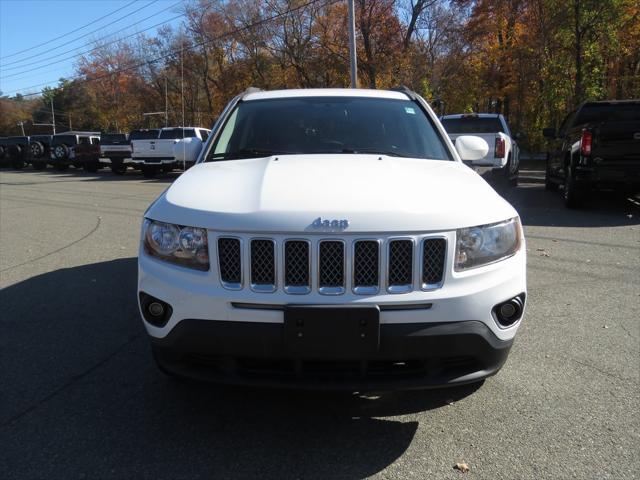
[150,319,513,390]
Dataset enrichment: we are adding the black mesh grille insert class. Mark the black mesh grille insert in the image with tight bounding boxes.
[388,240,413,286]
[284,241,309,287]
[218,238,241,284]
[422,238,446,286]
[319,241,344,287]
[353,241,379,287]
[250,239,275,285]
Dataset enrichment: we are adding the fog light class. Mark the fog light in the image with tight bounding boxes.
[148,302,165,317]
[499,303,517,319]
[139,292,173,327]
[493,294,525,327]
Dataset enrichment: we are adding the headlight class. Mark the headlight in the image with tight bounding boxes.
[455,217,522,271]
[143,219,209,271]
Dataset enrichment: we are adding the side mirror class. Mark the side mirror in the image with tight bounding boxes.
[455,135,489,162]
[542,127,556,139]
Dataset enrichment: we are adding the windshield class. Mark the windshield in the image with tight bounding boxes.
[206,97,451,161]
[575,103,640,124]
[129,130,159,140]
[101,133,128,144]
[159,128,196,139]
[441,117,504,134]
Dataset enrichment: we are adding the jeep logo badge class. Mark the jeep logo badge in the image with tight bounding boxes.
[311,217,349,230]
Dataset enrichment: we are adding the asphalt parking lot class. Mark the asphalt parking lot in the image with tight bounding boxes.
[0,167,638,479]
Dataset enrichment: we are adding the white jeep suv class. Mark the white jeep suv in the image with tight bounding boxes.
[138,88,527,390]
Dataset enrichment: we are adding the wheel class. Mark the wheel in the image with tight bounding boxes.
[545,166,559,192]
[53,144,69,161]
[110,161,127,175]
[509,158,519,187]
[563,170,584,208]
[83,162,99,173]
[55,163,69,171]
[32,162,47,170]
[142,165,158,178]
[30,141,45,158]
[12,159,25,169]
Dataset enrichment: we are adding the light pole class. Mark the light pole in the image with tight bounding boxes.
[347,0,357,88]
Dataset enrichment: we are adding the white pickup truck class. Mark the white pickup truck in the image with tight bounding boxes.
[441,113,520,186]
[131,127,211,177]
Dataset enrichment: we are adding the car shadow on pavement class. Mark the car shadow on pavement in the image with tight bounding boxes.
[3,166,181,183]
[0,258,480,479]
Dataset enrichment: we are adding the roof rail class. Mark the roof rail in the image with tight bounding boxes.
[391,85,418,100]
[240,86,262,99]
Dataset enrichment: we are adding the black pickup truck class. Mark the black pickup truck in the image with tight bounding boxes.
[543,100,640,208]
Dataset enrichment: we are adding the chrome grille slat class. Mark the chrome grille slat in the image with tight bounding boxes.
[388,240,414,293]
[216,234,446,295]
[353,240,379,294]
[284,240,310,294]
[250,239,276,292]
[318,240,345,295]
[422,238,446,289]
[218,237,242,289]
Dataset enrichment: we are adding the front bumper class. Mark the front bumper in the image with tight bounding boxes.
[139,231,526,389]
[151,319,513,390]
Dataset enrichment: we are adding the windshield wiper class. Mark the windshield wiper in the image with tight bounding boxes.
[209,148,300,160]
[341,148,407,157]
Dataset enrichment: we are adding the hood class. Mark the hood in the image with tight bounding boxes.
[146,154,518,232]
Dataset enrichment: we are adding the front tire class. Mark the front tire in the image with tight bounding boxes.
[110,160,127,175]
[83,162,99,173]
[11,159,25,169]
[545,166,559,192]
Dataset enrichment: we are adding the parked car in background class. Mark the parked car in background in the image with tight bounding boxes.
[131,127,211,177]
[29,135,53,170]
[100,133,131,175]
[4,136,30,169]
[138,87,527,390]
[441,113,520,186]
[50,132,101,171]
[543,100,640,208]
[0,137,9,166]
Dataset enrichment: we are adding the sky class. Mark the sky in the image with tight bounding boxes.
[0,0,184,97]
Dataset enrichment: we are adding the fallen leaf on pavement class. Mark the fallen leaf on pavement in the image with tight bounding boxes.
[454,462,470,473]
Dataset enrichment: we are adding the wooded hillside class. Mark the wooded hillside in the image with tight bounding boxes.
[1,0,638,151]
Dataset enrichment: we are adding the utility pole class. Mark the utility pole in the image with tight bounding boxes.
[50,98,56,134]
[165,76,168,127]
[347,0,358,88]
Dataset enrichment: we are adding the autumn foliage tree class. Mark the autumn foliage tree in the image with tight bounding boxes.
[2,0,638,149]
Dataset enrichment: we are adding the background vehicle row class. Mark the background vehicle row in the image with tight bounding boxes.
[0,126,210,176]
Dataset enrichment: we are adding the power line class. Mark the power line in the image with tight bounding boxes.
[1,0,185,74]
[1,0,161,67]
[6,0,338,98]
[0,0,139,60]
[0,13,184,80]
